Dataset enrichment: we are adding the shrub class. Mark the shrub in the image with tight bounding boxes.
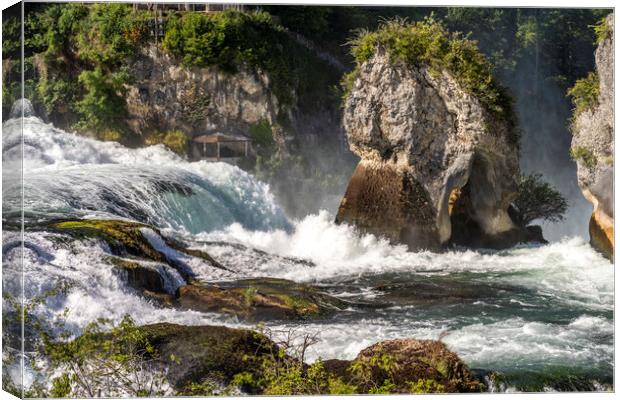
[593,16,611,44]
[98,129,122,142]
[409,378,446,393]
[512,173,568,226]
[570,146,598,169]
[249,119,275,150]
[42,315,170,398]
[163,10,293,104]
[145,129,189,156]
[30,4,148,139]
[2,15,21,59]
[567,72,599,115]
[162,129,189,155]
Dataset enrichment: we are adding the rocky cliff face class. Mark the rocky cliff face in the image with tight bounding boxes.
[336,49,525,250]
[570,15,614,260]
[126,45,292,154]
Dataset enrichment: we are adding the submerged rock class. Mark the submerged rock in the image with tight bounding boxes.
[109,257,169,293]
[176,278,346,320]
[323,338,483,393]
[337,44,523,250]
[570,14,614,260]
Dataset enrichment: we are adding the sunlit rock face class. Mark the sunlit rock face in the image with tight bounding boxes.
[571,14,614,260]
[336,48,524,250]
[125,45,290,153]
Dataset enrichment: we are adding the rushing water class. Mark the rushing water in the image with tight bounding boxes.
[2,109,614,392]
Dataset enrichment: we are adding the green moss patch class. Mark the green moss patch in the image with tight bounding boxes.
[570,146,598,169]
[138,323,278,392]
[328,339,483,393]
[51,219,164,261]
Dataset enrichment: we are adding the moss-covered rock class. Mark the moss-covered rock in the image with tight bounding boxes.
[51,219,164,261]
[48,218,226,275]
[323,339,483,393]
[138,323,278,392]
[177,278,346,321]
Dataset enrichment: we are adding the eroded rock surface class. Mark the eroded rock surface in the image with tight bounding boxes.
[126,45,291,153]
[570,14,614,260]
[336,49,522,250]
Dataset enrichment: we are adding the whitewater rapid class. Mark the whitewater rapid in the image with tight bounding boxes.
[2,110,614,391]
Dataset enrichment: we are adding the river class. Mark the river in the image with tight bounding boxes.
[2,108,613,392]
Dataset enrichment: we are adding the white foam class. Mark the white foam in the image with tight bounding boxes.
[195,211,613,311]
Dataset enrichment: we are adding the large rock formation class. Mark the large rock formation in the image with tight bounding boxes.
[336,48,524,250]
[126,45,291,153]
[570,14,614,260]
[323,338,483,393]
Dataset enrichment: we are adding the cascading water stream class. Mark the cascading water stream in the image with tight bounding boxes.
[2,107,614,392]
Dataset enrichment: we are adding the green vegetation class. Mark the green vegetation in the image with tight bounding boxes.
[249,119,275,150]
[346,17,513,115]
[42,315,169,397]
[409,378,446,393]
[567,71,600,115]
[344,17,517,144]
[594,16,612,44]
[513,173,568,226]
[3,3,152,142]
[145,129,189,155]
[570,146,598,169]
[162,9,340,109]
[74,67,131,137]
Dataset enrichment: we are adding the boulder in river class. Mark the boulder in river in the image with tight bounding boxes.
[336,21,527,250]
[323,338,483,393]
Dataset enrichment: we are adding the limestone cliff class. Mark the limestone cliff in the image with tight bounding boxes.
[126,45,291,155]
[336,48,526,250]
[570,14,614,260]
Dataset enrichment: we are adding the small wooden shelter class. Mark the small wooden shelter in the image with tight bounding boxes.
[191,132,252,162]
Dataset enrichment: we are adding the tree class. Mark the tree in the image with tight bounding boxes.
[512,173,568,226]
